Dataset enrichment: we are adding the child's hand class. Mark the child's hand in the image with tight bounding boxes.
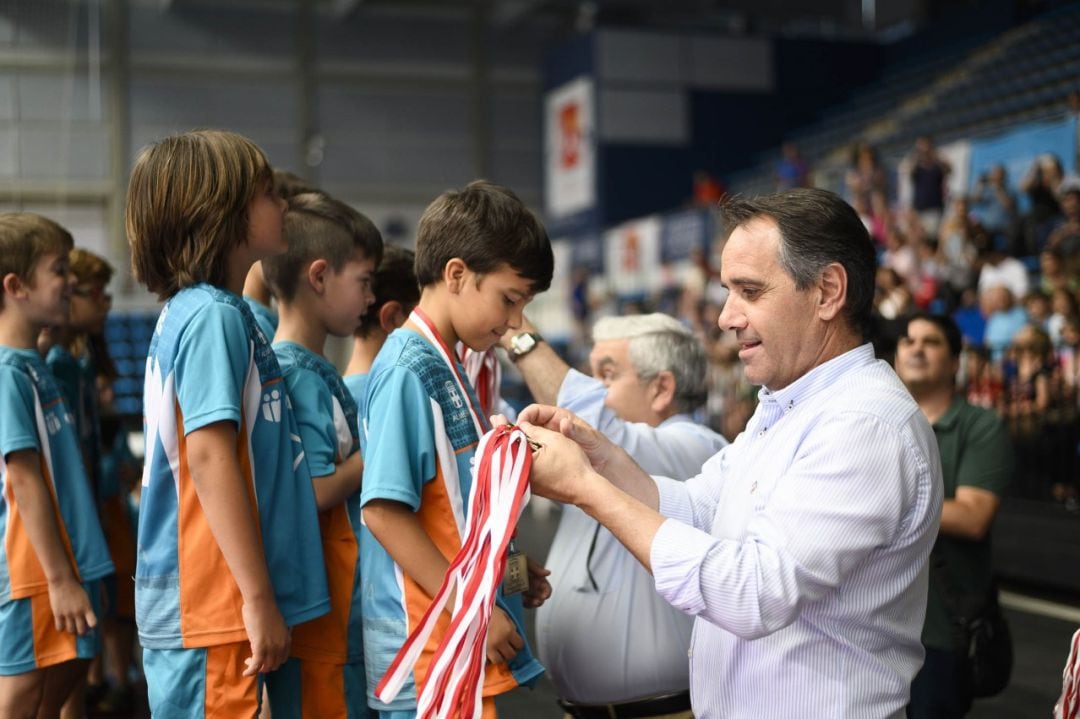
[241,597,290,676]
[47,576,97,636]
[485,606,523,665]
[523,557,552,609]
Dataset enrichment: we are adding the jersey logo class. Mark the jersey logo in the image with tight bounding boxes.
[262,388,283,423]
[45,413,63,435]
[444,380,463,410]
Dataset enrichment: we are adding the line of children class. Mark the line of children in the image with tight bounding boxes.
[108,126,554,718]
[0,213,115,718]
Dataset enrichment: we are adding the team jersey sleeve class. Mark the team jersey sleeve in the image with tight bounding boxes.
[173,302,250,435]
[360,365,437,512]
[0,366,40,459]
[286,368,339,479]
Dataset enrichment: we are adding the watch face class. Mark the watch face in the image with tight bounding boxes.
[513,333,537,356]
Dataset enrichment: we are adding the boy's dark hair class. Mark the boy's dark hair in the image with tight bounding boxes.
[127,130,272,300]
[414,180,553,293]
[721,188,877,341]
[0,213,75,309]
[356,245,420,338]
[906,312,963,358]
[263,192,384,302]
[273,169,318,199]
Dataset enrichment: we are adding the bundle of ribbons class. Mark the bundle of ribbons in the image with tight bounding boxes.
[375,424,534,719]
[1055,628,1080,719]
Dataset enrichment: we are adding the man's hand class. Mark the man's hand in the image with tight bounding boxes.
[513,419,599,505]
[522,557,552,609]
[516,404,618,475]
[241,596,291,676]
[48,576,97,636]
[486,606,524,664]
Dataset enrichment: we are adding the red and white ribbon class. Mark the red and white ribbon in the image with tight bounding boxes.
[409,308,490,439]
[1055,628,1080,719]
[460,345,501,419]
[375,424,533,718]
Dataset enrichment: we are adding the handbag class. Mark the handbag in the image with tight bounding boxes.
[931,549,1014,698]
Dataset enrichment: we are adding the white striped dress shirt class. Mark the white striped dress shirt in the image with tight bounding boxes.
[650,344,943,718]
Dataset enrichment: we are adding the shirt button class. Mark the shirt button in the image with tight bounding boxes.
[758,427,768,436]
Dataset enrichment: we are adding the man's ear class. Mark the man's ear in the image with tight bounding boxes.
[306,259,330,294]
[817,262,848,322]
[379,300,407,333]
[443,258,468,294]
[650,370,677,415]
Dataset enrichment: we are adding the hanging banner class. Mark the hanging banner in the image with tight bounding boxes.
[604,215,662,297]
[544,76,596,219]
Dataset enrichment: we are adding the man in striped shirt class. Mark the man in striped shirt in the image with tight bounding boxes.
[521,188,943,718]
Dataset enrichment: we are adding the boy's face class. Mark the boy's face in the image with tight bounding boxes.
[322,255,376,337]
[452,263,534,352]
[70,280,111,333]
[246,182,288,259]
[17,250,72,328]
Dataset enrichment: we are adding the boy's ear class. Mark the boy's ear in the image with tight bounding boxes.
[444,258,468,294]
[2,272,26,299]
[306,259,330,294]
[379,301,406,334]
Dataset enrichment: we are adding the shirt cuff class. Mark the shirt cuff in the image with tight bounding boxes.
[655,475,695,525]
[650,518,717,616]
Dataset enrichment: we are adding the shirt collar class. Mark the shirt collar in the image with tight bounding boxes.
[757,343,876,410]
[931,394,966,431]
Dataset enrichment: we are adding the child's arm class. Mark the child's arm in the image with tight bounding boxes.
[363,499,524,664]
[186,420,289,676]
[311,450,364,512]
[5,449,96,635]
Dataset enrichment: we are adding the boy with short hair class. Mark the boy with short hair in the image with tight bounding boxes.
[261,191,383,717]
[0,213,114,718]
[359,180,553,717]
[126,130,330,717]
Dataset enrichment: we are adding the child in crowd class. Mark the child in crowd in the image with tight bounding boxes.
[261,191,383,717]
[343,245,420,405]
[126,129,329,717]
[359,180,553,717]
[0,213,114,717]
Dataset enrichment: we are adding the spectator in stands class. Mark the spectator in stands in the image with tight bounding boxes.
[882,224,919,284]
[1023,291,1052,333]
[909,135,951,238]
[977,241,1030,300]
[776,141,810,191]
[964,345,1003,412]
[982,285,1028,359]
[692,170,725,205]
[875,266,913,320]
[1019,154,1065,254]
[1049,287,1079,346]
[1046,188,1080,272]
[1039,248,1078,295]
[938,197,979,294]
[969,164,1017,241]
[913,238,946,310]
[846,141,889,245]
[954,288,987,348]
[896,313,1012,719]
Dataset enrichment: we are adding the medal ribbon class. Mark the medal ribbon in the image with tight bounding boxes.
[409,308,490,438]
[375,425,534,718]
[460,345,501,419]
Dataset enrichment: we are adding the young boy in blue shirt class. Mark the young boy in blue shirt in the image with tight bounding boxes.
[126,130,330,718]
[359,180,553,718]
[0,213,114,717]
[261,191,383,718]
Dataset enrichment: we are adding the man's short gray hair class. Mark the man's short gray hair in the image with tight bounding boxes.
[592,313,708,414]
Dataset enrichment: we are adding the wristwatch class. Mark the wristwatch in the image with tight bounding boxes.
[508,332,543,361]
